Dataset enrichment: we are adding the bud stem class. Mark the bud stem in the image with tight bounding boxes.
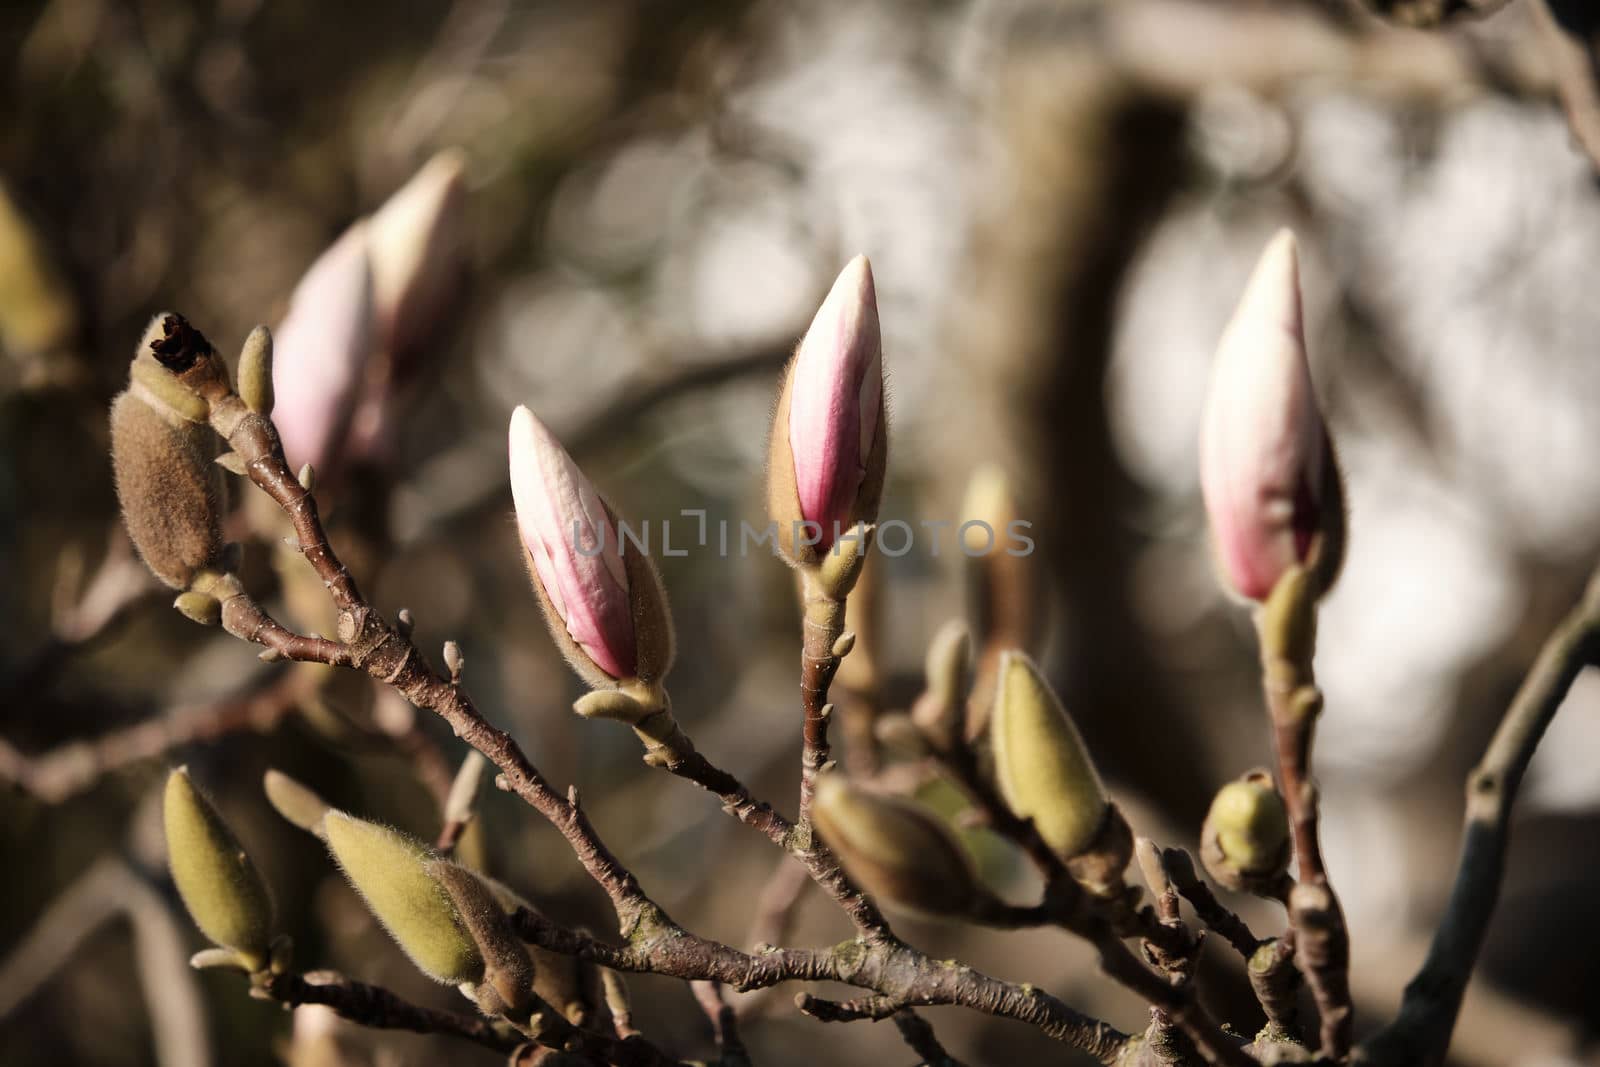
[797,571,848,838]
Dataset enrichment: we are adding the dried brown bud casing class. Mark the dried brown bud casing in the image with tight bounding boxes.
[811,774,982,918]
[110,385,225,590]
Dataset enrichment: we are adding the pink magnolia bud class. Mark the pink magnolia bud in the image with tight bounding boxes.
[270,224,375,473]
[367,149,468,362]
[508,405,674,688]
[767,255,888,563]
[1199,230,1343,602]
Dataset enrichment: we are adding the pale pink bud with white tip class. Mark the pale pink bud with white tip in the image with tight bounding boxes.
[1199,229,1344,602]
[509,406,674,689]
[766,255,888,564]
[366,149,468,362]
[270,223,375,473]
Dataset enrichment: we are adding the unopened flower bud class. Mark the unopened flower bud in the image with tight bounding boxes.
[429,860,533,1016]
[767,256,888,565]
[811,774,981,917]
[111,322,227,590]
[991,652,1110,860]
[1200,770,1290,893]
[263,770,333,839]
[164,768,273,968]
[1199,230,1344,603]
[509,405,674,690]
[236,325,274,415]
[367,150,468,363]
[271,224,375,474]
[960,465,1039,740]
[322,812,482,985]
[174,590,221,626]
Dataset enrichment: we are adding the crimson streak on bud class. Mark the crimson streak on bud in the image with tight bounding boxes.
[1199,229,1344,602]
[270,223,375,474]
[509,406,674,690]
[768,255,888,564]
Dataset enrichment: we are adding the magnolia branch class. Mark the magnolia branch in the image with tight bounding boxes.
[1359,566,1600,1066]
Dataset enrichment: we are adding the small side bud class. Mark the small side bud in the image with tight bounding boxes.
[811,775,982,918]
[430,861,533,1015]
[816,524,875,599]
[322,812,482,986]
[1135,837,1169,899]
[990,653,1110,861]
[1200,770,1291,894]
[297,463,316,492]
[572,689,652,724]
[174,591,221,626]
[163,768,274,969]
[189,947,253,972]
[263,770,332,839]
[1259,564,1317,671]
[444,753,487,829]
[237,326,274,415]
[443,640,465,678]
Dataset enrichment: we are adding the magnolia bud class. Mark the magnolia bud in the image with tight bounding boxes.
[263,770,332,839]
[237,325,274,415]
[429,861,533,1016]
[1201,771,1291,893]
[911,619,972,751]
[811,774,982,917]
[271,224,375,474]
[322,812,482,985]
[990,652,1109,860]
[1199,230,1344,603]
[767,256,888,565]
[0,182,76,369]
[163,768,273,968]
[111,321,226,590]
[508,405,674,690]
[367,150,468,363]
[483,880,590,1024]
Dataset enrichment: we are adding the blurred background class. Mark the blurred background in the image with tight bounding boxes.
[3,1,1600,1065]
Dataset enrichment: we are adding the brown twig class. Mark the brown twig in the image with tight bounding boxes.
[892,1009,967,1067]
[1359,567,1600,1066]
[692,980,751,1066]
[797,577,847,834]
[263,970,518,1054]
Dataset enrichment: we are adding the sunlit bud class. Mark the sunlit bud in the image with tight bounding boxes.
[811,774,981,918]
[174,590,221,626]
[1199,230,1344,603]
[322,812,482,985]
[111,321,226,591]
[263,769,333,839]
[236,326,274,416]
[509,405,674,690]
[430,861,533,1016]
[991,653,1109,860]
[367,150,468,362]
[1201,770,1290,893]
[767,256,888,564]
[271,224,375,474]
[163,768,273,968]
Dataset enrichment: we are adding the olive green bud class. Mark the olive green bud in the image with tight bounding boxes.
[811,774,982,918]
[173,590,221,626]
[1200,770,1291,893]
[237,325,274,415]
[430,861,533,1016]
[322,812,482,985]
[263,770,332,839]
[816,523,875,600]
[0,183,77,368]
[990,652,1109,860]
[110,365,226,589]
[1259,564,1318,672]
[163,768,273,968]
[961,465,1041,741]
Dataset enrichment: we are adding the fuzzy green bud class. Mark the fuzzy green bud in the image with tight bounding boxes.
[322,812,482,985]
[173,591,221,626]
[1200,770,1290,893]
[163,768,273,968]
[237,325,274,415]
[991,652,1109,860]
[811,774,982,917]
[430,861,533,1016]
[263,770,332,839]
[911,618,972,750]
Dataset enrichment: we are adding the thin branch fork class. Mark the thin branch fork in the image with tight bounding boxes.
[1359,567,1600,1067]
